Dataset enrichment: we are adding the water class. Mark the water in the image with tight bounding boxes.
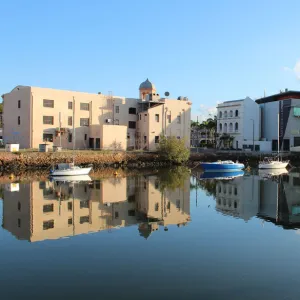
[0,168,300,300]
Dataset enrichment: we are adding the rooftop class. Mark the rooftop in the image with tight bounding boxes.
[255,90,300,104]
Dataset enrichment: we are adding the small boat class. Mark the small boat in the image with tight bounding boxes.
[200,170,244,180]
[258,157,289,169]
[50,163,92,176]
[201,160,244,171]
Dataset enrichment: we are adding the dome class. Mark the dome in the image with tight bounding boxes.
[139,78,156,90]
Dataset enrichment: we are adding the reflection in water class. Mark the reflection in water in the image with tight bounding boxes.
[1,171,190,242]
[196,171,300,228]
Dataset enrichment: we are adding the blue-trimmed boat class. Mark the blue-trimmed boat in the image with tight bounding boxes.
[200,170,244,180]
[200,160,244,171]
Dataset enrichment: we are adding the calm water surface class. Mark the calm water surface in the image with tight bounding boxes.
[0,168,300,300]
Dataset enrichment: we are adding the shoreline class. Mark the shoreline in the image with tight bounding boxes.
[1,150,300,173]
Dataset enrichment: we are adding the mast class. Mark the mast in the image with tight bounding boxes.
[72,97,75,163]
[277,113,279,161]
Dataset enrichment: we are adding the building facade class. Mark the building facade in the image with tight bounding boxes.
[256,90,300,152]
[216,97,260,150]
[1,79,191,150]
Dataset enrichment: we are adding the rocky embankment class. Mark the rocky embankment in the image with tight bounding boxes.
[0,151,173,173]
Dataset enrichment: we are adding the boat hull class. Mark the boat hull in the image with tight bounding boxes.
[201,162,244,171]
[258,162,289,169]
[50,167,92,176]
[51,175,92,182]
[200,171,244,180]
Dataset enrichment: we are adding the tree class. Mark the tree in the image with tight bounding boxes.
[0,103,2,113]
[157,135,190,164]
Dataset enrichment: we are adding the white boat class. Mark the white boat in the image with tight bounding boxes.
[258,113,289,170]
[50,163,92,176]
[50,97,93,177]
[258,158,289,169]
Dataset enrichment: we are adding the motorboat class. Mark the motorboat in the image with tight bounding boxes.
[200,160,244,171]
[258,157,289,169]
[50,163,92,176]
[200,170,244,180]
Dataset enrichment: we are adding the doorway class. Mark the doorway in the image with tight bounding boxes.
[89,138,94,149]
[96,138,100,149]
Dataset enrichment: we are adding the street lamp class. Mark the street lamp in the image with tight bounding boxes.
[250,119,254,151]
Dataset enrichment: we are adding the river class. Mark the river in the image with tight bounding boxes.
[0,167,300,300]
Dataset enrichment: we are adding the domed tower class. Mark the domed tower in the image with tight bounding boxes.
[139,78,156,100]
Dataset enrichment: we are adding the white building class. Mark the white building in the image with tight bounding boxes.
[216,97,261,150]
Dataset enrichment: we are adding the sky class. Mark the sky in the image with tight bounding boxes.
[1,0,300,121]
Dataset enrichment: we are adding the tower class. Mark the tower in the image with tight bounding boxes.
[139,78,156,100]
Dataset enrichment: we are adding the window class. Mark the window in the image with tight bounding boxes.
[219,123,222,132]
[84,134,87,141]
[18,218,21,228]
[144,114,147,122]
[219,111,222,118]
[68,202,72,211]
[293,177,300,186]
[18,116,20,125]
[68,133,72,143]
[155,180,159,189]
[18,202,21,211]
[43,220,54,230]
[128,107,136,114]
[115,119,119,125]
[294,137,300,147]
[68,218,73,225]
[80,200,89,209]
[128,195,135,202]
[43,133,53,142]
[80,216,90,224]
[43,204,54,213]
[155,203,159,211]
[128,210,135,216]
[94,180,100,189]
[139,114,141,120]
[128,121,136,129]
[115,106,120,113]
[80,118,89,126]
[80,103,89,111]
[43,116,54,125]
[43,99,54,108]
[18,100,21,108]
[176,200,180,209]
[177,115,181,124]
[127,134,130,139]
[167,114,171,123]
[155,136,159,143]
[68,101,73,110]
[68,116,72,126]
[235,110,239,117]
[229,123,233,132]
[115,212,119,219]
[230,110,233,117]
[234,187,237,195]
[234,201,237,208]
[235,122,238,132]
[155,114,159,122]
[144,136,147,143]
[224,123,227,133]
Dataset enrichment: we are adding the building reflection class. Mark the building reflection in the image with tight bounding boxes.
[213,172,300,228]
[1,173,190,242]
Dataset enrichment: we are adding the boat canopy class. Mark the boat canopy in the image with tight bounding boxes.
[56,163,75,170]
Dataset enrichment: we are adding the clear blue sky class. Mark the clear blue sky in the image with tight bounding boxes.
[1,0,300,120]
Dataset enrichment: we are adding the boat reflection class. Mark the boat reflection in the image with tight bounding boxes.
[201,170,300,228]
[199,170,244,180]
[1,171,190,242]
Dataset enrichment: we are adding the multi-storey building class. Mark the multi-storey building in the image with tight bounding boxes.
[2,174,190,242]
[1,79,191,150]
[216,97,260,150]
[256,90,300,151]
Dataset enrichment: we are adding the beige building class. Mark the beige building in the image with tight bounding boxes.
[2,174,190,242]
[1,79,191,150]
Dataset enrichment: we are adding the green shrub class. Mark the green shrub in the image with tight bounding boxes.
[157,136,190,164]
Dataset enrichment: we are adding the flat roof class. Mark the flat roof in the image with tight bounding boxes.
[255,90,300,104]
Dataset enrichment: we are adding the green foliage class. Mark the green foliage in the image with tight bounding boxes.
[157,135,190,164]
[0,102,2,113]
[157,166,190,191]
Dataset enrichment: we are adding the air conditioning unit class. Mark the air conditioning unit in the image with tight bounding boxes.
[106,119,112,123]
